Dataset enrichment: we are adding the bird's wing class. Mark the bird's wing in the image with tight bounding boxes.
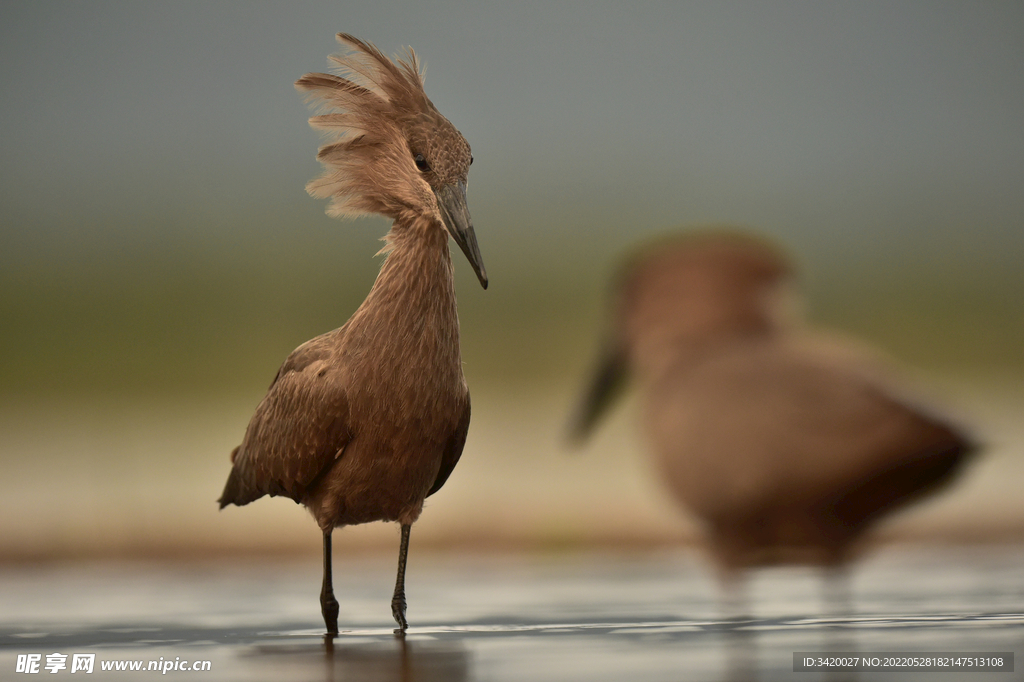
[655,339,973,521]
[219,334,352,508]
[426,397,471,497]
[761,337,974,497]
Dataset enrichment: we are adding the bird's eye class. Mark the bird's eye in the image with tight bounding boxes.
[413,153,430,172]
[469,155,474,166]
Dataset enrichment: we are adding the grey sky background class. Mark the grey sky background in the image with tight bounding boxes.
[3,1,1022,266]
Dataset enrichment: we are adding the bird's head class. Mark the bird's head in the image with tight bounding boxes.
[614,230,795,365]
[568,229,795,443]
[296,34,487,288]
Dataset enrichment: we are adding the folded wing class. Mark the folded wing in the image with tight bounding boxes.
[219,334,352,507]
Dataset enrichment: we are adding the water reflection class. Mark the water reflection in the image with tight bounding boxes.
[248,633,469,682]
[1,549,1021,681]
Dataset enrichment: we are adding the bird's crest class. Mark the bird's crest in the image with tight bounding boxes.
[295,34,442,221]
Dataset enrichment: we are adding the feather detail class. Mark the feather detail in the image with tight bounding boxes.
[295,33,460,223]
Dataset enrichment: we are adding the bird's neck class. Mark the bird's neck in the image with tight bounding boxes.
[353,220,461,366]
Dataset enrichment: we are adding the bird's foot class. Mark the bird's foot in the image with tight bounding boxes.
[391,592,408,633]
[321,591,340,635]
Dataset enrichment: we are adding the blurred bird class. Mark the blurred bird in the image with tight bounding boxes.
[219,34,487,635]
[570,230,974,605]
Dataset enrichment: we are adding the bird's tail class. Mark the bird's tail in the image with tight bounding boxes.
[218,446,245,509]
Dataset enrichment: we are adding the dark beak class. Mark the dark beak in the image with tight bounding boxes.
[566,337,629,446]
[436,182,488,289]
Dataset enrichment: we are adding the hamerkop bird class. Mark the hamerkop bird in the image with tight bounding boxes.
[570,230,974,596]
[219,34,486,635]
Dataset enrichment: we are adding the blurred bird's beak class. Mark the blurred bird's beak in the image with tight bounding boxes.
[567,338,629,446]
[436,182,488,289]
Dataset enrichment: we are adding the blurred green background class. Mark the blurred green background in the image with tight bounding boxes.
[1,1,1022,560]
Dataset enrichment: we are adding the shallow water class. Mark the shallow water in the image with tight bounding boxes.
[2,546,1022,681]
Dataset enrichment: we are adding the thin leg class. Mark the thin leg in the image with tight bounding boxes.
[718,566,749,624]
[718,567,754,682]
[823,564,854,656]
[320,529,339,635]
[391,523,411,633]
[824,563,852,622]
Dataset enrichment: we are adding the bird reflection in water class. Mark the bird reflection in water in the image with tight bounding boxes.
[254,633,469,682]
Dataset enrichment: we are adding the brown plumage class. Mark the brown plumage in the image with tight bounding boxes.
[219,34,486,635]
[571,230,974,586]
